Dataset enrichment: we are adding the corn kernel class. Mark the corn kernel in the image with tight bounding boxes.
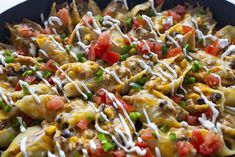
[45,125,57,135]
[104,107,115,119]
[70,136,79,143]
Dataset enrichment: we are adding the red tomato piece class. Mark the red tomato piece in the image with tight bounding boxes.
[204,74,220,87]
[116,97,135,112]
[58,8,69,25]
[96,31,111,52]
[77,119,89,130]
[45,60,57,71]
[101,51,120,65]
[143,147,153,157]
[88,45,96,60]
[191,129,204,151]
[133,17,139,30]
[177,141,195,157]
[135,142,148,148]
[168,10,181,22]
[199,132,221,155]
[163,23,171,31]
[19,25,33,37]
[140,128,154,140]
[15,76,36,91]
[204,40,220,56]
[47,97,64,110]
[89,139,104,157]
[47,75,55,86]
[137,40,155,54]
[112,150,126,157]
[93,96,102,105]
[182,25,194,33]
[175,5,186,14]
[186,115,198,125]
[155,0,165,5]
[166,47,182,58]
[205,108,213,120]
[171,95,184,104]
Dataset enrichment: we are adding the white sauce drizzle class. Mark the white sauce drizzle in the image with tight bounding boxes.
[47,151,58,157]
[113,24,132,44]
[56,141,65,157]
[56,66,89,99]
[175,34,184,42]
[155,147,161,157]
[89,140,97,152]
[82,148,89,157]
[221,45,235,59]
[225,106,235,112]
[0,88,10,105]
[49,35,66,52]
[100,66,122,84]
[194,87,219,123]
[87,11,102,35]
[39,49,49,58]
[19,80,41,104]
[77,42,91,53]
[29,43,36,56]
[143,108,160,139]
[16,117,26,132]
[103,16,121,26]
[166,32,180,48]
[48,16,63,26]
[20,137,28,157]
[148,0,161,16]
[88,101,109,122]
[192,17,206,46]
[142,15,160,39]
[52,77,70,102]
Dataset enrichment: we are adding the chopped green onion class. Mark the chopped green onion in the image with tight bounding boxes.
[198,9,206,15]
[95,68,103,82]
[177,88,185,95]
[162,44,168,56]
[149,9,156,17]
[120,54,129,61]
[125,17,133,28]
[97,15,104,23]
[37,57,44,62]
[22,84,29,95]
[3,105,12,113]
[42,71,52,78]
[131,43,137,49]
[83,92,93,101]
[129,112,141,122]
[5,56,15,63]
[184,44,190,53]
[98,133,115,152]
[4,50,12,56]
[130,82,142,91]
[34,64,39,71]
[184,77,196,84]
[66,45,72,51]
[198,38,203,44]
[160,124,169,133]
[8,133,15,142]
[86,113,95,122]
[137,15,143,21]
[0,98,5,109]
[77,52,87,63]
[60,34,67,40]
[179,101,186,108]
[191,61,203,72]
[22,70,34,77]
[73,151,80,157]
[136,76,148,86]
[169,133,177,141]
[123,45,131,54]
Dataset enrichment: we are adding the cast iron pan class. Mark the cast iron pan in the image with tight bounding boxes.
[0,0,234,43]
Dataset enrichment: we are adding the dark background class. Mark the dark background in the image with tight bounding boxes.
[0,0,234,43]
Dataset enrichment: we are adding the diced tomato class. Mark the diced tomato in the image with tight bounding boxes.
[168,10,181,22]
[205,108,213,120]
[16,49,29,56]
[82,17,93,27]
[19,25,33,37]
[96,31,111,52]
[88,45,96,60]
[143,147,153,157]
[191,129,204,151]
[137,40,155,54]
[155,0,165,5]
[15,76,36,91]
[204,40,220,56]
[177,141,195,157]
[199,132,221,155]
[45,59,57,71]
[166,47,182,58]
[204,74,220,87]
[175,5,186,15]
[100,51,120,65]
[116,97,135,112]
[93,96,102,105]
[89,139,104,157]
[140,128,154,140]
[47,75,55,86]
[186,115,198,125]
[135,141,148,148]
[112,150,126,157]
[182,25,194,33]
[47,97,64,110]
[133,17,139,30]
[95,89,112,105]
[58,8,69,25]
[77,119,89,130]
[163,23,171,31]
[171,95,184,104]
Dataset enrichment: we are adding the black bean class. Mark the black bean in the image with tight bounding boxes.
[62,123,69,129]
[18,66,27,74]
[197,98,205,105]
[159,101,167,107]
[7,67,18,76]
[61,129,72,138]
[35,74,41,81]
[177,137,192,142]
[230,60,235,69]
[210,93,222,103]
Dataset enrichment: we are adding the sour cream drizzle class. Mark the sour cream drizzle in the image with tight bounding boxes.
[221,45,235,59]
[49,35,66,52]
[19,80,41,104]
[20,137,28,157]
[56,141,66,157]
[100,66,122,84]
[48,16,63,26]
[17,117,26,132]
